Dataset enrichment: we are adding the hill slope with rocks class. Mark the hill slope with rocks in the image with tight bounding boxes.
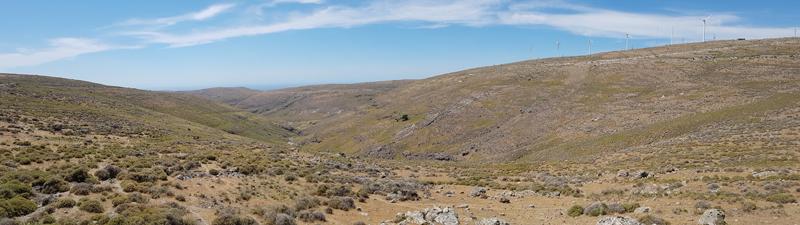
[187,38,800,163]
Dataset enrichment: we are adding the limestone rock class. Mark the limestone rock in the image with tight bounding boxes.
[697,209,725,225]
[469,188,486,197]
[633,207,651,213]
[475,217,509,225]
[617,170,629,177]
[596,216,643,225]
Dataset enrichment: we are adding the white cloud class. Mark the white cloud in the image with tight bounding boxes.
[0,38,116,70]
[117,4,235,27]
[124,0,798,47]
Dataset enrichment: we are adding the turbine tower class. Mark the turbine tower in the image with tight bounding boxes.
[699,14,712,42]
[588,38,593,54]
[556,41,560,57]
[626,34,633,50]
[530,46,533,60]
[671,27,674,45]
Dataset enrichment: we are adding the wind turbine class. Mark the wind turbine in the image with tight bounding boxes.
[556,41,560,57]
[698,14,712,42]
[626,34,633,50]
[530,46,533,60]
[588,38,593,54]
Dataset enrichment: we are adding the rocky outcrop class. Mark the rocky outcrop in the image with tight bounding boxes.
[697,209,725,225]
[469,187,486,197]
[475,217,509,225]
[633,207,651,213]
[405,206,459,225]
[596,216,643,225]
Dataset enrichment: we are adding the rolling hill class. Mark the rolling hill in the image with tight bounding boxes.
[0,74,294,144]
[185,37,800,163]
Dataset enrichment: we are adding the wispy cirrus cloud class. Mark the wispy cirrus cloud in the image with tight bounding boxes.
[115,3,236,27]
[0,38,121,70]
[123,0,797,48]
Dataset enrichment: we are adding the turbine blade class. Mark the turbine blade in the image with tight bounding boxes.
[706,14,713,20]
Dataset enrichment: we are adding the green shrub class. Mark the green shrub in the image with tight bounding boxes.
[568,205,584,217]
[42,216,57,224]
[41,177,70,194]
[606,203,626,214]
[742,201,757,212]
[56,198,77,208]
[766,193,796,203]
[209,169,219,176]
[326,197,355,211]
[621,203,640,213]
[78,199,104,213]
[637,215,670,225]
[212,213,258,225]
[0,197,37,217]
[0,180,34,198]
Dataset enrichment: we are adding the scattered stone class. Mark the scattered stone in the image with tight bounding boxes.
[633,207,651,213]
[108,213,119,219]
[2,161,16,168]
[475,217,509,225]
[175,175,191,181]
[633,170,649,179]
[469,188,486,197]
[596,216,643,225]
[697,209,725,225]
[617,170,629,177]
[390,199,398,203]
[457,204,469,208]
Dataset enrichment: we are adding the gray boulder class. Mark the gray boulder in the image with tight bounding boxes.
[697,209,725,225]
[633,170,649,179]
[469,187,486,197]
[433,207,459,225]
[406,210,427,224]
[617,170,629,177]
[475,217,509,225]
[633,207,651,213]
[596,216,643,225]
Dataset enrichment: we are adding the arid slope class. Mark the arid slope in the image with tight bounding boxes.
[187,38,800,163]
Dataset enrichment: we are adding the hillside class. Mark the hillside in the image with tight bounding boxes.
[0,74,294,144]
[189,38,800,164]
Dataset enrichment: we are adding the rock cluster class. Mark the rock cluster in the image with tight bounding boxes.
[697,209,725,225]
[596,216,643,225]
[404,206,459,225]
[475,217,509,225]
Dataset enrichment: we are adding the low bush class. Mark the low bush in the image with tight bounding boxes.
[209,169,219,176]
[568,205,583,217]
[326,197,355,211]
[56,198,76,208]
[621,203,640,213]
[693,200,711,209]
[0,197,37,217]
[637,215,670,225]
[766,193,796,203]
[742,201,757,212]
[78,199,104,213]
[294,196,320,211]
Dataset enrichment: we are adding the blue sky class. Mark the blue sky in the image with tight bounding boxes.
[1,0,798,90]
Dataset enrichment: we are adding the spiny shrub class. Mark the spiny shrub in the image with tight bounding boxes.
[0,197,37,217]
[621,203,640,213]
[94,165,121,181]
[742,201,757,212]
[56,198,76,208]
[637,215,670,225]
[693,200,712,209]
[70,183,94,196]
[297,210,326,222]
[326,197,355,211]
[209,169,219,176]
[78,199,104,213]
[568,205,583,217]
[766,193,797,203]
[41,177,69,195]
[294,196,320,211]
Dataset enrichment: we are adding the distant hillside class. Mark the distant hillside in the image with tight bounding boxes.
[187,38,800,163]
[0,74,294,144]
